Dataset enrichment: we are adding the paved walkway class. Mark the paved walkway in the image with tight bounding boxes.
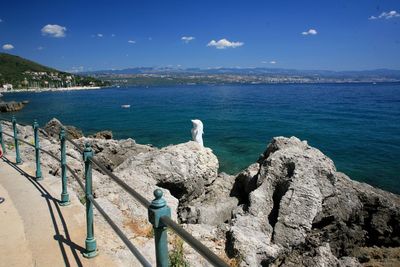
[0,156,115,267]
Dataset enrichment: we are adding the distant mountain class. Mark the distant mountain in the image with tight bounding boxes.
[83,66,400,86]
[83,66,400,79]
[0,53,109,89]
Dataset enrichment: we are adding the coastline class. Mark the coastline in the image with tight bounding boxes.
[2,86,104,94]
[1,118,399,266]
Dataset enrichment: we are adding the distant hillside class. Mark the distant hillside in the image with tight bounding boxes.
[84,66,400,86]
[0,53,109,89]
[83,66,400,78]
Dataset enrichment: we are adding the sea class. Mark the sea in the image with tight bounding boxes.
[1,83,399,194]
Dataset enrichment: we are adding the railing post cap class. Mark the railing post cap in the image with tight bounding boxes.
[148,189,171,228]
[154,189,163,199]
[84,142,92,151]
[83,142,94,161]
[151,189,166,209]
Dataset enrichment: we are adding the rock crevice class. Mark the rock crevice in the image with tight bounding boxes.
[1,119,399,267]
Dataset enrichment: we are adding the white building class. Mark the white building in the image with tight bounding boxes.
[2,84,13,91]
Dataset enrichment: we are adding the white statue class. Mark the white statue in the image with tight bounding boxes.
[191,119,204,147]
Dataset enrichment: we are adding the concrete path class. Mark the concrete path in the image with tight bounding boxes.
[0,156,116,267]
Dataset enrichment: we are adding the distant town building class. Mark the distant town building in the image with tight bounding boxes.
[2,84,13,91]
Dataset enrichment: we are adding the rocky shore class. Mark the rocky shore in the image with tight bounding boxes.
[1,86,102,94]
[0,101,26,112]
[1,118,399,267]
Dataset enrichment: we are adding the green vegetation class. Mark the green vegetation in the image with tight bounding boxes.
[0,53,109,89]
[79,194,86,205]
[169,236,190,267]
[102,74,231,87]
[146,227,154,238]
[7,142,14,150]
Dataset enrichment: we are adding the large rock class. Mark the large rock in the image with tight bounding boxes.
[0,101,25,112]
[227,136,400,267]
[116,141,219,204]
[4,117,399,267]
[179,172,239,225]
[44,118,83,139]
[89,130,113,140]
[76,137,154,171]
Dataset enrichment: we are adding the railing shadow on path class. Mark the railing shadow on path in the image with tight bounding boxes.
[1,156,84,267]
[0,117,231,267]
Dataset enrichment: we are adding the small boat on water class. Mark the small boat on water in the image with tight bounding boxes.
[121,104,131,108]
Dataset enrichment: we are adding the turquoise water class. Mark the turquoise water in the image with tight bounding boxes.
[1,83,399,194]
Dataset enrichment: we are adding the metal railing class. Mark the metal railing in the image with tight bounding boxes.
[0,117,229,267]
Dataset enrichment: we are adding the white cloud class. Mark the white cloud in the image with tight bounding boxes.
[2,44,14,50]
[41,24,67,38]
[207,38,244,49]
[369,10,400,20]
[301,29,318,35]
[111,34,116,37]
[97,33,103,37]
[128,40,136,44]
[37,46,44,50]
[69,66,84,73]
[261,60,277,64]
[385,10,400,18]
[0,19,2,22]
[181,36,195,43]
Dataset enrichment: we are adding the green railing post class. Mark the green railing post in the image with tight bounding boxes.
[33,120,42,180]
[148,189,171,267]
[12,116,22,164]
[83,142,97,258]
[0,122,6,154]
[59,128,70,206]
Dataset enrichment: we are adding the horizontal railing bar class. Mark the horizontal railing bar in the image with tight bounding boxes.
[88,195,152,267]
[38,147,62,162]
[36,125,151,208]
[64,135,84,153]
[2,120,151,208]
[2,128,62,165]
[0,120,152,265]
[1,131,14,138]
[1,125,151,265]
[0,118,30,126]
[38,128,51,138]
[1,119,230,266]
[161,216,230,267]
[2,131,36,148]
[37,143,150,266]
[90,157,151,208]
[65,164,85,192]
[66,158,151,266]
[60,132,151,209]
[13,137,34,147]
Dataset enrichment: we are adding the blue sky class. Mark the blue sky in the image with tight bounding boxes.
[1,0,400,71]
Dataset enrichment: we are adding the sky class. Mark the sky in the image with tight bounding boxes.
[1,0,400,72]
